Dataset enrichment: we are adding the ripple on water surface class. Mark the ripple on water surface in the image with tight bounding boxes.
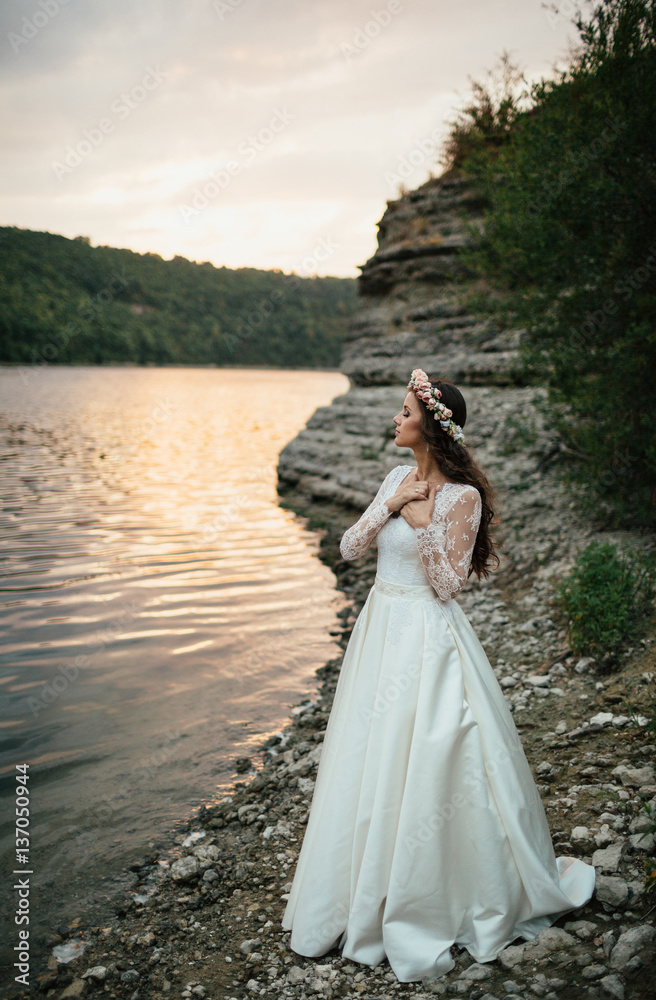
[0,365,349,961]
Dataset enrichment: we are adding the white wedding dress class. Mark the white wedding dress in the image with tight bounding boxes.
[282,464,595,983]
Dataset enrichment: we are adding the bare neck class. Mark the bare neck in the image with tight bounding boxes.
[411,452,448,485]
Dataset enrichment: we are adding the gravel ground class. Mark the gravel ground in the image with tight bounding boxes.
[10,500,656,1000]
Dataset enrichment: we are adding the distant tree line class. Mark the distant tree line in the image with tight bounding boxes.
[0,227,358,369]
[440,0,656,528]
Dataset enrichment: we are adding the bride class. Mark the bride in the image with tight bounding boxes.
[281,369,596,983]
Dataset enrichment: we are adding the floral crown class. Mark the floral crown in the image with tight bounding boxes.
[407,369,465,442]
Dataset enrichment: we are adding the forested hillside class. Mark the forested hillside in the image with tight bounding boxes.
[0,227,358,367]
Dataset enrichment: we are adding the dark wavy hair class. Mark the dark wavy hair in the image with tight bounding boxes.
[415,376,500,580]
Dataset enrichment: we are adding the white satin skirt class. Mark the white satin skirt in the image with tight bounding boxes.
[281,575,595,982]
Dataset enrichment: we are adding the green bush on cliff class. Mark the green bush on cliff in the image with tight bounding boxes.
[444,0,656,528]
[554,540,655,668]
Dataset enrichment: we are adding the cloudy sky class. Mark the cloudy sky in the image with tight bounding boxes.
[1,0,581,277]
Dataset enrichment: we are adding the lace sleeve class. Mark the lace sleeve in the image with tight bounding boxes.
[339,470,396,561]
[414,486,482,600]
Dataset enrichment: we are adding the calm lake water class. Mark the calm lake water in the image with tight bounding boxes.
[0,365,348,971]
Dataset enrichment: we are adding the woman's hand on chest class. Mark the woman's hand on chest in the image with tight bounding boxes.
[399,482,437,529]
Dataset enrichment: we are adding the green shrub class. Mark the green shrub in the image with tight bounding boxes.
[446,0,656,527]
[554,541,655,667]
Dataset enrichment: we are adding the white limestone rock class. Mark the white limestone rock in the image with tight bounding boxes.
[609,923,656,970]
[595,874,630,909]
[170,856,199,882]
[497,928,577,969]
[592,842,626,873]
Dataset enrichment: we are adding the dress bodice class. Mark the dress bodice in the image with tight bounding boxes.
[376,466,477,590]
[339,464,482,604]
[377,509,434,587]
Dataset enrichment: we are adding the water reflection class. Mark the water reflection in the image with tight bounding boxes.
[0,365,348,958]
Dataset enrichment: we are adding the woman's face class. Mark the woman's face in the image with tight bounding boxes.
[393,392,423,449]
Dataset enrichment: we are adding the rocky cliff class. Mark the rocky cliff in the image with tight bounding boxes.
[276,166,652,689]
[277,169,581,601]
[343,171,519,388]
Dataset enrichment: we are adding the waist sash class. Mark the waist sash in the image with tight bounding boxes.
[373,574,436,601]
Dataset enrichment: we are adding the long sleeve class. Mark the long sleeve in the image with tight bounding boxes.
[339,471,395,561]
[414,486,482,601]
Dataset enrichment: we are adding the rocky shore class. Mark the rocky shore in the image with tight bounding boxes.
[13,169,656,1000]
[20,503,656,1000]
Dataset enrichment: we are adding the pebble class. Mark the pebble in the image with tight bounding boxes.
[81,965,107,980]
[564,919,598,940]
[525,674,551,687]
[609,923,656,969]
[170,856,199,882]
[611,764,656,787]
[59,981,87,999]
[595,875,630,909]
[240,937,262,954]
[599,973,625,999]
[590,712,613,726]
[286,965,308,984]
[458,963,492,980]
[497,928,577,968]
[592,843,626,873]
[581,963,607,978]
[628,831,656,852]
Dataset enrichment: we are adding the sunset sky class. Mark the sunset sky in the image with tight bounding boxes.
[1,0,581,277]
